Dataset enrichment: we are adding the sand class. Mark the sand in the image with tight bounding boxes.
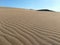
[0,7,60,45]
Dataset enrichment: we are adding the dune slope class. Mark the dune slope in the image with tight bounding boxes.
[0,7,60,45]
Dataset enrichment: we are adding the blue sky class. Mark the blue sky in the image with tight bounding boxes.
[0,0,60,11]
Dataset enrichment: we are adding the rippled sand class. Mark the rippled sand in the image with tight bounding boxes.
[0,7,60,45]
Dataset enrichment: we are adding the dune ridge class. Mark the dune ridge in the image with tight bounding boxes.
[0,7,60,45]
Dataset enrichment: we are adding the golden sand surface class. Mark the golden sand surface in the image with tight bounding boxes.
[0,7,60,45]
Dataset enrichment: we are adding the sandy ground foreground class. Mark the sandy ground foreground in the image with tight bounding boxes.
[0,8,60,45]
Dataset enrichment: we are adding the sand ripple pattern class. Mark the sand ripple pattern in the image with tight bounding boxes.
[0,20,60,45]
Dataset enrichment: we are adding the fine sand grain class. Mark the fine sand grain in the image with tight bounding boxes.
[0,7,60,45]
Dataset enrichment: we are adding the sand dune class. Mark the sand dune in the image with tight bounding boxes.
[0,7,60,45]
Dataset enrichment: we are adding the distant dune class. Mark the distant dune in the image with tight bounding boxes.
[0,7,60,45]
[37,9,55,12]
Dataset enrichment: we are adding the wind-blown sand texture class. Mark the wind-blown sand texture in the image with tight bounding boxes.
[0,7,60,45]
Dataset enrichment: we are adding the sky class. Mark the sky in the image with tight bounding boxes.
[0,0,60,12]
